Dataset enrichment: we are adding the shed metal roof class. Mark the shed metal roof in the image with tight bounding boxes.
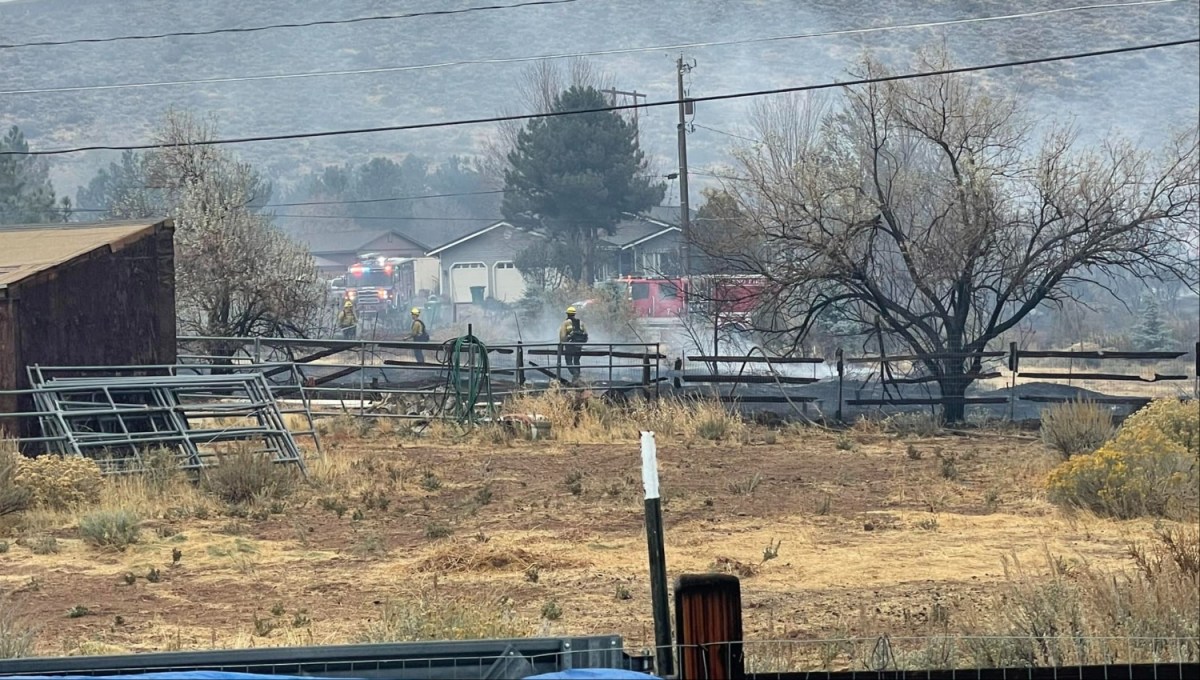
[0,221,165,287]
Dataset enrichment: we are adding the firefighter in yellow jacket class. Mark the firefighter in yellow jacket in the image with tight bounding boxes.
[405,308,429,364]
[337,298,357,339]
[558,306,588,380]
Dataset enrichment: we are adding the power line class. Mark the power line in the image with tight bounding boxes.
[0,0,586,51]
[265,189,505,208]
[272,214,497,221]
[692,123,762,145]
[0,0,1185,96]
[4,38,1196,157]
[43,190,507,213]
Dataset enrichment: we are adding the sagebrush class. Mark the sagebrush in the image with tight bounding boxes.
[1040,399,1114,459]
[1046,398,1198,519]
[0,444,30,517]
[0,608,34,660]
[201,450,298,504]
[357,591,528,642]
[78,509,142,550]
[14,455,103,510]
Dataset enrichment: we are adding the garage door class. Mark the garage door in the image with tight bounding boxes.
[449,262,488,303]
[492,261,526,303]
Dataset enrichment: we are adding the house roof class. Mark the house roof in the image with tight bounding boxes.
[311,255,345,270]
[602,213,680,249]
[0,220,168,287]
[294,229,429,256]
[425,221,546,256]
[428,208,682,255]
[644,205,694,227]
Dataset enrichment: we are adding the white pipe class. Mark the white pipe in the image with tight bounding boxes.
[640,430,660,500]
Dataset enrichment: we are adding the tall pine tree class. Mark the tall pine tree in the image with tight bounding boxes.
[502,86,664,284]
[1131,293,1172,351]
[0,126,68,225]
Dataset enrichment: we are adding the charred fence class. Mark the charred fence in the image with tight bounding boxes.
[672,342,1197,423]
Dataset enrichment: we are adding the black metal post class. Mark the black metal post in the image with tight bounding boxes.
[1009,341,1019,422]
[712,310,720,377]
[556,343,563,383]
[609,343,614,386]
[641,431,673,678]
[516,341,525,387]
[835,348,844,423]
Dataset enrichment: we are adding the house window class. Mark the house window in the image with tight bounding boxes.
[495,262,516,269]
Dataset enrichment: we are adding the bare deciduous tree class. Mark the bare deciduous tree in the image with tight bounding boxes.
[478,57,612,187]
[697,48,1199,421]
[107,111,328,346]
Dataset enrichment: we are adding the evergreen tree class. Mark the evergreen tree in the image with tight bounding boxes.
[0,126,69,225]
[74,149,160,219]
[502,86,665,284]
[1131,293,1172,351]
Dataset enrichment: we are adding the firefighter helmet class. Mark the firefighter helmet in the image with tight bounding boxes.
[411,307,421,315]
[566,306,577,315]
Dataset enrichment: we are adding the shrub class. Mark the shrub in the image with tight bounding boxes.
[959,534,1200,667]
[0,608,35,659]
[1047,398,1198,519]
[357,591,527,642]
[78,509,142,550]
[0,446,30,517]
[26,534,59,555]
[201,451,297,505]
[1040,400,1114,459]
[695,416,730,441]
[14,455,103,510]
[541,600,563,621]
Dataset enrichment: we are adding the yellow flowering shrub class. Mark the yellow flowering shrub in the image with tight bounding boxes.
[14,455,104,510]
[1046,398,1198,519]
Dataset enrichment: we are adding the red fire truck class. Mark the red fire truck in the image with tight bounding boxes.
[331,255,418,319]
[577,275,768,324]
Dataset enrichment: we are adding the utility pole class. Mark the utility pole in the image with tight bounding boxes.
[601,87,646,145]
[676,55,694,282]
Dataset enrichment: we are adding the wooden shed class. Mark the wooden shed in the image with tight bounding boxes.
[0,220,176,437]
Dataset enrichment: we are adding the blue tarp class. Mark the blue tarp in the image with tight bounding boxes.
[522,671,661,680]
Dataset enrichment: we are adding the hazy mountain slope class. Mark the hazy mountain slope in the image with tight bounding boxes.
[1,0,1197,203]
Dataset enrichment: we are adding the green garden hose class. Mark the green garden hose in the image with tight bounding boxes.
[437,333,495,424]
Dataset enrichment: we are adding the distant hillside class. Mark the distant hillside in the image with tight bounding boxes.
[1,0,1197,209]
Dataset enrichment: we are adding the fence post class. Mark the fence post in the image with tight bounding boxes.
[608,343,614,386]
[1008,341,1019,422]
[643,352,652,387]
[1194,341,1199,400]
[358,340,366,419]
[655,343,662,398]
[675,573,745,680]
[712,312,720,377]
[835,348,844,423]
[641,432,674,678]
[516,341,525,388]
[556,343,563,383]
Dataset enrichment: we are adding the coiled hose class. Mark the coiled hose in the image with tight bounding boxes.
[436,333,495,424]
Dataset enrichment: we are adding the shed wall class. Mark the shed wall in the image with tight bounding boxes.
[0,223,176,441]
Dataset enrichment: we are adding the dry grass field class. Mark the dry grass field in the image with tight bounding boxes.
[1,394,1197,671]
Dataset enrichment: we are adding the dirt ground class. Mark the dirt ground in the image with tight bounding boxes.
[0,427,1175,660]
